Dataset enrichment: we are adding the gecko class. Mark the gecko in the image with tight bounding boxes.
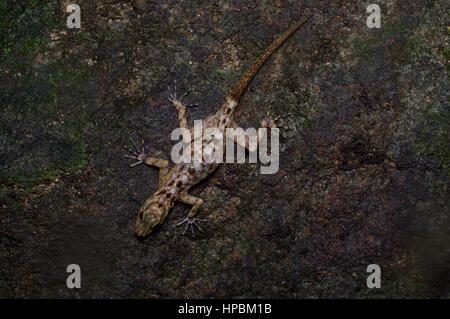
[125,11,313,237]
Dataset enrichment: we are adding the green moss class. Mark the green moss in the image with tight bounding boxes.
[0,2,93,187]
[407,35,425,57]
[414,108,450,177]
[214,67,237,84]
[4,138,88,186]
[352,37,374,59]
[443,47,450,63]
[0,184,24,211]
[0,1,60,72]
[64,140,89,173]
[0,185,7,202]
[383,20,409,38]
[440,28,450,72]
[1,55,92,184]
[351,20,412,62]
[408,23,450,178]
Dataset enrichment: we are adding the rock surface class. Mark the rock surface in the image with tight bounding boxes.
[0,0,449,298]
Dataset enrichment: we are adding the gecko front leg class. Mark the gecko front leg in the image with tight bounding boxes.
[124,138,170,181]
[176,193,206,236]
[168,82,198,129]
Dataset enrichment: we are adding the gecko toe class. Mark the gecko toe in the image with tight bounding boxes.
[124,137,149,167]
[176,217,207,237]
[167,82,199,108]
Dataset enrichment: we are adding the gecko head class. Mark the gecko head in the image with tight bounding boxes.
[134,198,167,237]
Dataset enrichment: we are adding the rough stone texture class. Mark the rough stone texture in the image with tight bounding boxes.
[0,0,448,298]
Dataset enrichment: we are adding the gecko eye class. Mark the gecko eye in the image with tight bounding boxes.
[138,211,144,220]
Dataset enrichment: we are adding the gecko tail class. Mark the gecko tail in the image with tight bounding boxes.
[228,10,313,102]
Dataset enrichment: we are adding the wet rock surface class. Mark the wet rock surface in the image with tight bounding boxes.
[0,1,448,298]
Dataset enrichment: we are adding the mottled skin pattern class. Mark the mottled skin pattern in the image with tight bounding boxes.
[126,12,313,237]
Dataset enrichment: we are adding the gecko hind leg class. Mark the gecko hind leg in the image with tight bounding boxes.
[227,117,279,152]
[167,81,198,129]
[176,193,206,236]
